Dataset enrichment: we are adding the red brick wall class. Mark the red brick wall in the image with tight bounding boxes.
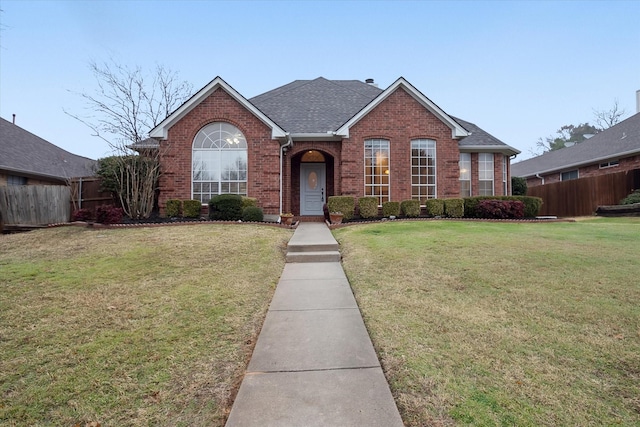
[158,88,281,214]
[340,87,462,200]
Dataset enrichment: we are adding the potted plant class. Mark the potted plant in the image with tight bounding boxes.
[280,212,294,225]
[329,211,344,224]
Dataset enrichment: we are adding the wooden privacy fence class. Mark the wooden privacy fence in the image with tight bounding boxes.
[0,185,71,226]
[527,169,638,217]
[69,177,114,213]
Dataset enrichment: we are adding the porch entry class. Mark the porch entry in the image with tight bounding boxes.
[300,163,326,215]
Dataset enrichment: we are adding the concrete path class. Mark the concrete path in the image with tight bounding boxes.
[225,222,404,426]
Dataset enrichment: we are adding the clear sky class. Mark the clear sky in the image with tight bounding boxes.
[1,0,639,161]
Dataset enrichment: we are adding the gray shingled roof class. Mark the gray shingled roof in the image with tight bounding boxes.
[250,77,384,133]
[0,117,97,181]
[249,77,517,154]
[512,112,640,178]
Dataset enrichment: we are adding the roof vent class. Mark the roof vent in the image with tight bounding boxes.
[365,78,378,88]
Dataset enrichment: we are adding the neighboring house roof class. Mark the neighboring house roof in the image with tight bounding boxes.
[512,112,640,178]
[0,117,96,181]
[150,76,287,140]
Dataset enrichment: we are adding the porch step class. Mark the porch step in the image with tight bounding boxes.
[286,251,341,263]
[287,242,339,253]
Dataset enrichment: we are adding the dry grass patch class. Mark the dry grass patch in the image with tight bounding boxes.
[0,225,291,426]
[335,218,640,426]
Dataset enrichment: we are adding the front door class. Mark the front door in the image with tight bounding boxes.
[300,163,326,215]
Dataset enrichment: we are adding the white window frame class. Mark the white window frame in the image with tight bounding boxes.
[411,139,437,204]
[192,122,248,204]
[503,155,508,195]
[459,153,471,198]
[599,160,619,169]
[478,153,494,196]
[364,139,390,206]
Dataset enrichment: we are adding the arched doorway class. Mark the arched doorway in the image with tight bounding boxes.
[299,150,326,215]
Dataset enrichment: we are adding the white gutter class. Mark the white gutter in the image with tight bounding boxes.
[279,134,293,219]
[535,173,545,185]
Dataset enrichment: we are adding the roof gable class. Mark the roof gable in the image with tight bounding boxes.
[150,76,286,140]
[512,112,640,178]
[335,77,469,139]
[0,117,96,180]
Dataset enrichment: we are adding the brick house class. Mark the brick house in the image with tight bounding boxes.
[512,109,640,188]
[150,77,519,218]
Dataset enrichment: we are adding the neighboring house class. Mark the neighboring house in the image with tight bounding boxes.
[0,117,96,185]
[149,77,520,217]
[512,112,640,187]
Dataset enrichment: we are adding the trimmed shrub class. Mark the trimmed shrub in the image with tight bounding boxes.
[242,197,258,209]
[358,197,379,219]
[95,205,123,224]
[165,199,182,217]
[382,201,400,217]
[400,200,421,217]
[183,200,203,218]
[477,200,524,219]
[327,196,355,220]
[208,194,243,220]
[425,198,445,217]
[444,198,464,218]
[464,196,542,218]
[512,176,527,196]
[72,208,93,222]
[620,190,640,205]
[242,206,264,222]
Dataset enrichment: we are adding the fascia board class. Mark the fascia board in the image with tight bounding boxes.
[517,147,640,178]
[289,133,342,142]
[335,77,470,139]
[149,77,286,140]
[459,145,521,155]
[0,165,70,182]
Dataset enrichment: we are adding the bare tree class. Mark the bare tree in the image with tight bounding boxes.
[593,99,626,130]
[67,59,192,218]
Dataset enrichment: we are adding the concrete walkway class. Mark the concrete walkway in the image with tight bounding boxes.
[225,222,404,426]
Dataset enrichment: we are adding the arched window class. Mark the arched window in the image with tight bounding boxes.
[192,123,247,203]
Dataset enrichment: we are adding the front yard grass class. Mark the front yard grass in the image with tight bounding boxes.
[335,218,640,426]
[0,225,291,426]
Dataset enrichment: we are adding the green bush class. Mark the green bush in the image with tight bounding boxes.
[327,196,355,220]
[242,206,264,222]
[358,197,379,219]
[512,176,527,196]
[208,194,243,220]
[620,190,640,205]
[400,200,421,217]
[165,199,182,217]
[444,198,464,218]
[382,201,400,217]
[463,196,542,218]
[183,200,202,218]
[242,197,258,209]
[425,198,445,217]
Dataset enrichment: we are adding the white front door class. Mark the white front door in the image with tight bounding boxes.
[300,163,326,215]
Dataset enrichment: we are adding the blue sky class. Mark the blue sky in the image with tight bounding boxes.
[1,0,639,161]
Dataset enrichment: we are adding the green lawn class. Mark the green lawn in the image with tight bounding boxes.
[334,218,640,426]
[0,225,291,426]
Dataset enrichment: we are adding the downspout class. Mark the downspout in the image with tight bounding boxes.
[279,134,293,221]
[535,173,544,185]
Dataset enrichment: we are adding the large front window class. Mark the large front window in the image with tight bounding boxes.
[411,139,436,203]
[192,122,247,203]
[478,153,494,196]
[364,139,390,205]
[459,153,471,198]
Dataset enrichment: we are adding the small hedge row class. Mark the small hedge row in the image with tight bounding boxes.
[165,199,203,218]
[208,194,264,221]
[326,195,542,220]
